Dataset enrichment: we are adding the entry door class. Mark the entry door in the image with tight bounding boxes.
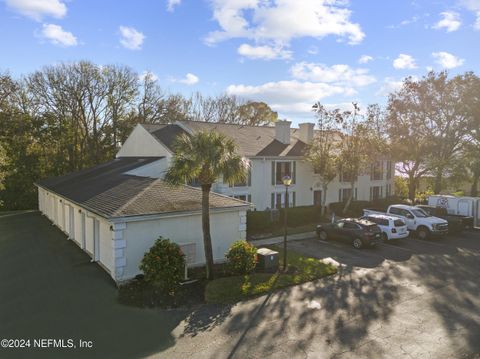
[93,219,100,262]
[81,213,86,250]
[313,190,322,206]
[68,206,74,239]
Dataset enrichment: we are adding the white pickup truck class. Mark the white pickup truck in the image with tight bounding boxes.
[363,204,449,240]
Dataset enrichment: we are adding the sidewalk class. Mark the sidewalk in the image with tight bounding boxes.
[249,231,317,246]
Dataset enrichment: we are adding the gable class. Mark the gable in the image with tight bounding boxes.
[116,124,172,158]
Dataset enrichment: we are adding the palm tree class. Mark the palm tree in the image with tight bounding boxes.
[165,131,248,279]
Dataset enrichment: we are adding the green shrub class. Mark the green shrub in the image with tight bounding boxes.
[139,237,185,295]
[226,240,257,275]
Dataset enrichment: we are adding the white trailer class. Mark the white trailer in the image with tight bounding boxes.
[428,195,480,229]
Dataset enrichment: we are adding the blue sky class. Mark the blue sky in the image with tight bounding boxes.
[1,0,479,125]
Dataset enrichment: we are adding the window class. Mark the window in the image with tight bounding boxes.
[344,222,359,229]
[272,161,296,185]
[370,186,383,201]
[370,161,383,181]
[386,184,392,197]
[389,207,402,215]
[271,191,296,209]
[233,194,251,202]
[386,161,393,180]
[339,188,356,202]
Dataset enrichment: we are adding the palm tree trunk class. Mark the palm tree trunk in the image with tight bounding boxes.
[201,184,215,280]
[408,175,416,202]
[342,181,355,214]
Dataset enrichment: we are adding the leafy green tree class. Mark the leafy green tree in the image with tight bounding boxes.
[237,101,278,126]
[164,131,248,279]
[305,103,339,216]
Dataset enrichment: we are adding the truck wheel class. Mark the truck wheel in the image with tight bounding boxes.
[382,233,389,242]
[318,230,328,241]
[353,238,363,249]
[417,226,430,240]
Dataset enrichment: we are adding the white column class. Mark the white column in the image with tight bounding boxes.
[111,222,127,281]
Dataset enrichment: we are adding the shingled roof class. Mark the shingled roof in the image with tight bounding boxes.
[140,121,308,157]
[36,157,249,219]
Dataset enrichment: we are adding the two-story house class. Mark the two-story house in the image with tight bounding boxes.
[117,120,395,210]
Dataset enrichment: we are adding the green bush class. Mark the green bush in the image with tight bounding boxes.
[247,205,325,236]
[139,237,185,295]
[226,240,257,275]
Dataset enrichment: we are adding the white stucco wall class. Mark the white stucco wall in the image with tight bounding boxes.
[117,209,247,280]
[116,124,172,158]
[216,158,395,210]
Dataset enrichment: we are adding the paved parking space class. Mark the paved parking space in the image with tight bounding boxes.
[287,230,479,269]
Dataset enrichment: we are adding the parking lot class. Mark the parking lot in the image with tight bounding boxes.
[287,230,480,269]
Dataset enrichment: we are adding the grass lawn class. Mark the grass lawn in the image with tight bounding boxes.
[205,245,338,304]
[249,223,317,240]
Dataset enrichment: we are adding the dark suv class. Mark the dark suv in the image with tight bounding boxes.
[316,218,382,249]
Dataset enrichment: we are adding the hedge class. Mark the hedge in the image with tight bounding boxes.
[247,205,324,235]
[329,196,409,217]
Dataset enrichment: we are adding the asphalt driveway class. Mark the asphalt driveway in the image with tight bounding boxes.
[0,211,188,359]
[1,211,480,358]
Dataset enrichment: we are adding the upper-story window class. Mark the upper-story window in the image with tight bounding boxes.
[272,161,296,185]
[386,160,393,180]
[370,161,383,181]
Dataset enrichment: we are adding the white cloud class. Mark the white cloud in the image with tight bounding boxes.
[40,24,77,46]
[5,0,66,21]
[433,11,461,32]
[139,71,158,82]
[237,43,291,60]
[173,73,199,85]
[358,55,373,64]
[307,46,319,55]
[226,80,356,116]
[119,26,145,50]
[204,0,365,55]
[457,1,480,29]
[376,77,404,96]
[167,0,181,12]
[393,54,417,69]
[432,51,464,69]
[290,62,376,87]
[475,12,480,30]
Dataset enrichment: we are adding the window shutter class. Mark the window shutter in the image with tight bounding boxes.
[355,188,358,200]
[247,194,252,203]
[381,186,383,198]
[271,162,275,186]
[248,168,251,187]
[292,192,296,207]
[338,189,342,201]
[271,193,275,209]
[292,161,296,184]
[369,187,373,201]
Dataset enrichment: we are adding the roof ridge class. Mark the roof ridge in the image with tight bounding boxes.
[112,177,159,216]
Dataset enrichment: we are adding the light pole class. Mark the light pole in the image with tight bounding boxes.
[282,175,292,271]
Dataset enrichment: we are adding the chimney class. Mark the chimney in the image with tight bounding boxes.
[275,120,291,145]
[298,122,315,144]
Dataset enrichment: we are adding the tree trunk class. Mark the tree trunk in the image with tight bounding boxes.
[471,173,479,197]
[321,184,328,217]
[433,168,443,194]
[201,184,215,280]
[342,181,355,214]
[408,175,416,202]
